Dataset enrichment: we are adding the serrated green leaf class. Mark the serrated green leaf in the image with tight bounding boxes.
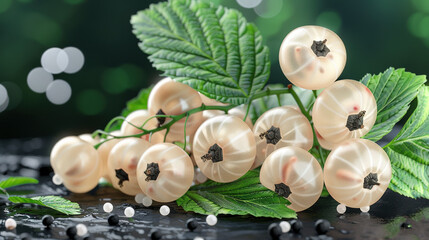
[361,68,426,142]
[384,86,429,199]
[0,177,38,189]
[131,0,270,105]
[121,87,153,117]
[176,169,296,219]
[8,196,81,215]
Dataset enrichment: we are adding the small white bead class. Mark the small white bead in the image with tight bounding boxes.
[103,202,113,213]
[360,206,370,213]
[336,204,347,214]
[279,221,291,233]
[52,174,63,185]
[196,172,208,183]
[124,207,135,217]
[5,218,16,230]
[76,223,88,236]
[194,237,204,240]
[135,193,146,203]
[206,215,217,226]
[142,197,153,207]
[160,205,170,216]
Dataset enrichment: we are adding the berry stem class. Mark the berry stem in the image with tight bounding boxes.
[183,112,190,151]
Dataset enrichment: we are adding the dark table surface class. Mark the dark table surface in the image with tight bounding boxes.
[1,137,429,240]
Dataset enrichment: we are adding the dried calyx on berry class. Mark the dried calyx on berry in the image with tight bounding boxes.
[259,126,281,145]
[144,162,160,181]
[201,143,223,163]
[274,183,292,198]
[346,110,366,131]
[156,109,166,127]
[311,39,330,57]
[363,173,380,190]
[115,169,129,187]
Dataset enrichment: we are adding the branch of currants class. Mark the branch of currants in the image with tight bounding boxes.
[94,84,325,165]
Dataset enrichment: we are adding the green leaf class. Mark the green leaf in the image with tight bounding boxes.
[176,169,297,219]
[361,68,426,142]
[8,196,81,215]
[0,177,39,189]
[383,86,429,199]
[131,0,270,105]
[121,87,153,117]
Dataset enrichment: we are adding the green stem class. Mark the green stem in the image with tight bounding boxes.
[312,90,318,99]
[183,112,190,151]
[289,87,312,121]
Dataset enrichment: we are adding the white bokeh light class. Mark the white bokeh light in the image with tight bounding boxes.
[27,67,54,93]
[0,83,8,107]
[63,47,85,74]
[41,48,69,74]
[254,0,283,18]
[46,80,72,105]
[0,95,8,113]
[236,0,263,8]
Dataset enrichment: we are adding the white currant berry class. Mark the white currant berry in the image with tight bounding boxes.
[148,77,203,142]
[315,128,337,150]
[206,215,217,226]
[336,204,346,214]
[142,197,153,207]
[159,205,170,216]
[324,138,391,208]
[279,25,346,90]
[312,80,377,144]
[5,218,16,230]
[279,221,291,233]
[103,202,114,213]
[76,223,88,236]
[137,143,194,202]
[360,206,370,213]
[78,133,100,146]
[50,136,102,193]
[97,137,121,183]
[260,147,323,212]
[124,207,135,217]
[107,138,152,196]
[120,110,164,143]
[193,115,256,183]
[252,107,313,169]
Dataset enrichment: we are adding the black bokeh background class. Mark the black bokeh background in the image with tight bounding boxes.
[0,0,428,139]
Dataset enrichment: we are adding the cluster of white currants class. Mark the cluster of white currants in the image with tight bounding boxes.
[271,25,392,213]
[50,25,392,215]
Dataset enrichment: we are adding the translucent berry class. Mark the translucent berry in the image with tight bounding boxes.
[279,25,346,90]
[253,107,313,169]
[76,223,88,236]
[137,143,194,202]
[124,207,135,217]
[5,218,16,230]
[336,204,346,214]
[324,138,391,208]
[107,138,152,196]
[260,147,323,212]
[312,80,377,144]
[193,115,256,183]
[279,221,291,233]
[148,77,203,142]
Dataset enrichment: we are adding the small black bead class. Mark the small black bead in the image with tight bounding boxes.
[315,219,331,235]
[151,230,162,240]
[290,220,303,233]
[66,225,77,239]
[186,218,198,231]
[268,223,282,240]
[42,215,54,227]
[108,214,120,226]
[20,233,32,240]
